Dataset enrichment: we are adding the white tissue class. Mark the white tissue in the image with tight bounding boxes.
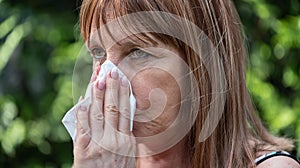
[62,60,136,141]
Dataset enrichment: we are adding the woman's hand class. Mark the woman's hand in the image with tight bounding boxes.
[73,65,136,168]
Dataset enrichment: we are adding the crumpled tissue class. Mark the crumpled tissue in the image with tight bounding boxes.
[62,60,136,141]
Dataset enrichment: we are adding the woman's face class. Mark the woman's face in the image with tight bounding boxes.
[89,32,186,138]
[88,11,194,151]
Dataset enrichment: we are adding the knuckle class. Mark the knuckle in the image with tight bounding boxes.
[95,89,104,101]
[79,128,91,136]
[91,110,104,121]
[105,105,119,114]
[95,94,104,101]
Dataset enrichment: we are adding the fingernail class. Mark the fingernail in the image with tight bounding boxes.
[80,105,87,111]
[97,80,105,90]
[111,67,119,80]
[121,76,129,87]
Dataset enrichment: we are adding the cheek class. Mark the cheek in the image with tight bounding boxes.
[131,68,181,137]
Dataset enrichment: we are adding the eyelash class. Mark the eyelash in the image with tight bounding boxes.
[128,49,151,60]
[90,48,151,60]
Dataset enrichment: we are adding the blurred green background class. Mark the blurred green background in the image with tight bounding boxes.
[0,0,299,167]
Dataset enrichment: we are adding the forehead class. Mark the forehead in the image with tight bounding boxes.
[89,12,160,50]
[88,31,155,51]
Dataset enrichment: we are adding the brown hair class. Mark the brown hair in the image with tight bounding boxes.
[79,0,293,167]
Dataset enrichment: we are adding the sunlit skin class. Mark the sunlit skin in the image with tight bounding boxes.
[89,32,189,167]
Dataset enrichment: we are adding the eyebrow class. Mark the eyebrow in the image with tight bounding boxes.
[87,34,158,51]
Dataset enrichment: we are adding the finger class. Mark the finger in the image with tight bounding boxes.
[89,80,105,143]
[75,97,91,149]
[118,76,131,134]
[90,62,101,83]
[93,61,100,70]
[104,67,120,131]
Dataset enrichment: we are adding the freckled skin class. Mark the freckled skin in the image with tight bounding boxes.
[90,13,184,139]
[131,67,181,137]
[89,30,184,138]
[89,15,189,166]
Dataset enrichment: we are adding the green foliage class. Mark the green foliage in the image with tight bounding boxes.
[0,0,79,166]
[235,0,300,157]
[0,0,299,167]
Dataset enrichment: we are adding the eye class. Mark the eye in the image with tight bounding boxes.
[129,49,151,59]
[90,48,106,59]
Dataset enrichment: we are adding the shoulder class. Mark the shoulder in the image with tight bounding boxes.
[256,155,300,168]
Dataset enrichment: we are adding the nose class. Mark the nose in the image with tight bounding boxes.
[105,55,119,66]
[105,49,124,65]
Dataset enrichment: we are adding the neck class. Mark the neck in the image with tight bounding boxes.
[135,138,190,168]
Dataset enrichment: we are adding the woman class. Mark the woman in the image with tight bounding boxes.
[72,0,300,167]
